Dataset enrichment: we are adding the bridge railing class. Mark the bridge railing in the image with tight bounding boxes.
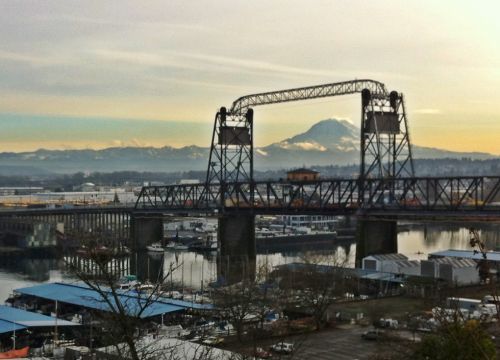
[134,176,500,214]
[134,183,220,210]
[223,179,359,211]
[362,176,500,212]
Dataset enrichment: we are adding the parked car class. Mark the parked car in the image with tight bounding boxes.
[361,329,385,340]
[202,336,224,346]
[254,347,272,359]
[377,318,399,329]
[270,342,294,354]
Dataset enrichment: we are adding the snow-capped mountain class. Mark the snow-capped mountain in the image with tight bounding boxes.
[0,119,494,175]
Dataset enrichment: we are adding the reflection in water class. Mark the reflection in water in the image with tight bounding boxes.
[0,252,61,282]
[0,222,499,297]
[64,254,131,280]
[398,223,500,261]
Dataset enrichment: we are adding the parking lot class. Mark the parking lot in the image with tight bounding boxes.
[292,325,378,360]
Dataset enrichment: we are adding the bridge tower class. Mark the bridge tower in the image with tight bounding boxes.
[207,107,256,284]
[360,89,414,182]
[356,90,415,263]
[206,107,254,186]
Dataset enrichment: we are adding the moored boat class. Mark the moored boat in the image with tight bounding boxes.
[0,346,29,359]
[146,243,164,252]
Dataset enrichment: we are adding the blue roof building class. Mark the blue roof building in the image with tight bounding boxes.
[0,305,78,334]
[14,282,212,319]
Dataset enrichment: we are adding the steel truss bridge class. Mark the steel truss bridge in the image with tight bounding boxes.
[133,79,500,220]
[135,176,500,220]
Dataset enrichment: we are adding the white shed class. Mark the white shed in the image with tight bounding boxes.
[385,260,421,276]
[362,253,408,272]
[421,257,479,285]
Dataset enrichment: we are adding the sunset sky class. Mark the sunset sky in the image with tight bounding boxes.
[0,1,499,154]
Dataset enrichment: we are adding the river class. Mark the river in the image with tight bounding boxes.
[0,222,499,302]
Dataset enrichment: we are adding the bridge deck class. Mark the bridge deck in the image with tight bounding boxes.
[0,176,498,220]
[134,176,500,219]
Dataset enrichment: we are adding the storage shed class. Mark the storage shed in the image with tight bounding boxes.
[362,253,409,272]
[421,258,479,285]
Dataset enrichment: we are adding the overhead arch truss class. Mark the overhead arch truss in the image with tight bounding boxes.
[205,78,415,209]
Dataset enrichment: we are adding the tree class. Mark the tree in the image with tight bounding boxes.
[64,235,205,360]
[211,263,310,359]
[412,320,496,360]
[212,263,277,344]
[277,253,350,330]
[469,228,500,319]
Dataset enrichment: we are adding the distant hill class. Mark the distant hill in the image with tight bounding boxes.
[0,119,495,175]
[255,119,495,169]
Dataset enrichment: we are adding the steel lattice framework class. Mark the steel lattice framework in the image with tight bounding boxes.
[360,90,414,183]
[206,107,254,186]
[3,177,499,220]
[207,79,392,189]
[135,176,500,219]
[230,79,387,114]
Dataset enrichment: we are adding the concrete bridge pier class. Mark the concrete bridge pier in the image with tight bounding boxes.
[355,218,398,266]
[130,215,163,250]
[218,214,256,285]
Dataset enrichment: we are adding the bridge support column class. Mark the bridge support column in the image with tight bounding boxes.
[218,214,256,284]
[356,219,398,266]
[130,215,163,250]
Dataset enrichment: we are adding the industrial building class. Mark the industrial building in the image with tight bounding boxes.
[421,257,480,285]
[429,249,500,264]
[362,253,409,272]
[362,253,481,286]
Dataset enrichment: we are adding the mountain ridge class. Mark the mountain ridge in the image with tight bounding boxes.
[0,119,495,175]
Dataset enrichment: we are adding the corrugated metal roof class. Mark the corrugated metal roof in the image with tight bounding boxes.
[14,283,185,318]
[365,253,408,262]
[275,263,406,283]
[431,257,477,268]
[0,319,26,334]
[0,305,78,329]
[360,272,405,283]
[429,249,500,262]
[394,260,420,268]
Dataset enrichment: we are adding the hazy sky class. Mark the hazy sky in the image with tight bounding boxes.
[0,1,499,154]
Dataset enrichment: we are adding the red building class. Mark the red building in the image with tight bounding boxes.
[286,168,320,181]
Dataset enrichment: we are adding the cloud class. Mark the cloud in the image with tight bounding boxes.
[278,141,327,152]
[0,50,61,66]
[34,14,210,32]
[256,149,268,156]
[92,48,345,82]
[414,108,442,115]
[171,51,345,79]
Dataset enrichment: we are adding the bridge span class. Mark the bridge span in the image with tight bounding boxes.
[135,176,500,218]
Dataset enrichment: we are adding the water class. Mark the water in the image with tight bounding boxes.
[1,222,499,302]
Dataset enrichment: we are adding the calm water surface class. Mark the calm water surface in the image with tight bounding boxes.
[1,222,499,302]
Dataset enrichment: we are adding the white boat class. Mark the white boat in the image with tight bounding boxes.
[164,241,188,251]
[136,282,155,294]
[117,275,139,290]
[165,242,176,249]
[174,244,189,251]
[147,243,164,252]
